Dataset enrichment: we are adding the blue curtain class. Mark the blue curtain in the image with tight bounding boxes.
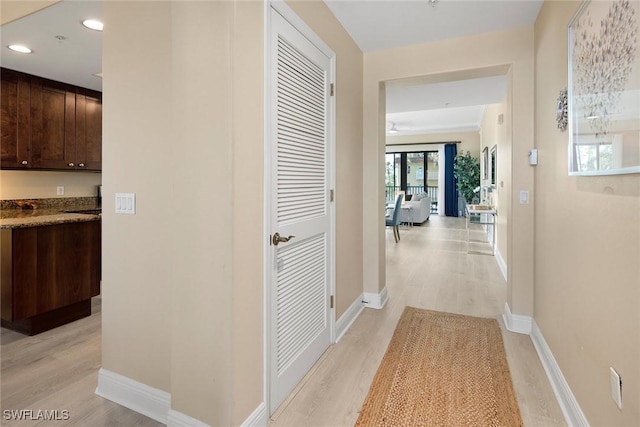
[444,143,458,217]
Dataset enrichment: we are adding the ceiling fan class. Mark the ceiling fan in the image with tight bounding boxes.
[387,123,400,134]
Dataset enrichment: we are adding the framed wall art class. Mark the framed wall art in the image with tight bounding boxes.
[568,0,640,175]
[482,146,489,180]
[490,145,497,187]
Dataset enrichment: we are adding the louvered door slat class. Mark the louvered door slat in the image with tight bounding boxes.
[278,130,326,151]
[276,234,327,374]
[275,33,326,223]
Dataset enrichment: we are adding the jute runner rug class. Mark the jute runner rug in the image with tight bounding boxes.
[355,307,523,426]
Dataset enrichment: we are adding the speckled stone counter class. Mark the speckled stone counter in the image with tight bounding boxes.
[0,197,101,229]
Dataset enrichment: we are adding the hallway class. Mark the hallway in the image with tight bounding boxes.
[0,217,566,426]
[270,216,565,426]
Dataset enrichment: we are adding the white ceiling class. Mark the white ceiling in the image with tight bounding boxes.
[1,0,541,134]
[386,75,507,135]
[323,0,544,53]
[324,0,542,136]
[1,1,102,91]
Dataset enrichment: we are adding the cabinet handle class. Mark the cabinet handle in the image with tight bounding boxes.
[78,163,85,167]
[68,162,75,167]
[21,160,28,165]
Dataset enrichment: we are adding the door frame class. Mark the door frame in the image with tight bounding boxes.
[263,0,337,415]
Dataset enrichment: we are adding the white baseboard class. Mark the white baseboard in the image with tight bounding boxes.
[167,409,210,427]
[531,321,589,427]
[502,302,532,335]
[500,305,588,426]
[239,402,268,427]
[496,248,507,282]
[362,287,388,309]
[95,368,170,425]
[335,294,364,342]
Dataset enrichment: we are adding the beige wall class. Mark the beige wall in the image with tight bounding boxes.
[231,1,265,422]
[534,1,640,425]
[0,0,58,25]
[480,102,509,270]
[0,171,101,200]
[102,0,173,398]
[102,1,256,424]
[103,0,362,424]
[363,27,535,316]
[286,1,364,319]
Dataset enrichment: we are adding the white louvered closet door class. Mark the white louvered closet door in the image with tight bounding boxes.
[269,9,332,414]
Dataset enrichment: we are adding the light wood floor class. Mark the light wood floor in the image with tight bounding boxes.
[270,216,566,426]
[1,216,565,426]
[1,297,161,427]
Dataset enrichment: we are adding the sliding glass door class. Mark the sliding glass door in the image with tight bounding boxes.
[385,150,439,207]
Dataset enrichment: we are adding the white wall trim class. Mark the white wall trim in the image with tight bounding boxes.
[530,321,590,427]
[363,287,388,309]
[335,294,365,342]
[496,248,507,282]
[167,410,210,427]
[95,368,170,425]
[269,1,334,57]
[502,302,532,335]
[239,402,268,427]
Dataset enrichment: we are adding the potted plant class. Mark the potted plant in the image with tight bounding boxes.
[453,151,480,213]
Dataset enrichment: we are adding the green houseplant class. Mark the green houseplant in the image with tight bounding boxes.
[453,151,480,203]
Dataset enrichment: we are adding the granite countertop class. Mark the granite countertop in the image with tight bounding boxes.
[0,197,101,229]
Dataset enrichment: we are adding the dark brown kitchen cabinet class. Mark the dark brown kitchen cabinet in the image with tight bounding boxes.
[1,220,101,335]
[75,90,103,171]
[0,68,102,171]
[0,69,31,168]
[29,76,77,169]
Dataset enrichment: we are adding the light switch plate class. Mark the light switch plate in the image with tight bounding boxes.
[519,190,529,204]
[610,367,622,410]
[56,186,64,196]
[115,193,136,214]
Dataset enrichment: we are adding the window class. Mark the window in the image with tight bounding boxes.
[385,150,439,203]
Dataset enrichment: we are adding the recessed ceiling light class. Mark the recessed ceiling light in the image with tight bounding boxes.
[7,44,32,54]
[82,19,104,31]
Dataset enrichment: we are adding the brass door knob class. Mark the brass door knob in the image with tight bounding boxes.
[272,233,295,246]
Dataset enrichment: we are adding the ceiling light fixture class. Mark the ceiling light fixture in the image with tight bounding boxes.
[388,123,399,134]
[82,19,104,31]
[7,44,32,54]
[428,0,439,7]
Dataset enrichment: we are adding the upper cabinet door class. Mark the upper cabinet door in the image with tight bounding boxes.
[1,69,31,168]
[0,68,102,172]
[29,77,77,170]
[75,90,102,171]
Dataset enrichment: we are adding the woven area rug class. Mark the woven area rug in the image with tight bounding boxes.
[355,307,523,426]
